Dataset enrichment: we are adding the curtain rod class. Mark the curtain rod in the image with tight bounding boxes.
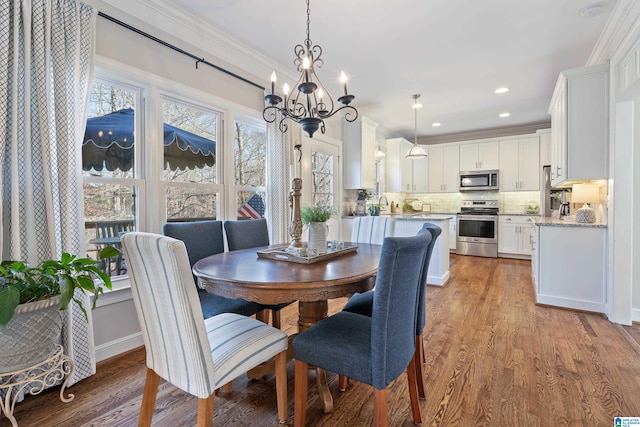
[97,11,266,91]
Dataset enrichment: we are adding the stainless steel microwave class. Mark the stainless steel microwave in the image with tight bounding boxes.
[459,170,499,192]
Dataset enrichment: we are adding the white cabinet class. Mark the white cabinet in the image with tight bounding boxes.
[548,63,608,187]
[499,137,540,191]
[449,215,457,251]
[498,216,534,257]
[534,224,606,313]
[531,226,539,290]
[459,141,499,171]
[428,145,460,193]
[386,138,427,192]
[343,116,378,189]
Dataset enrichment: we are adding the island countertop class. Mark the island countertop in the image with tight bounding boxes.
[531,216,607,228]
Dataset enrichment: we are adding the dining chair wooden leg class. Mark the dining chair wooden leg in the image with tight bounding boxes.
[373,388,389,427]
[256,309,269,324]
[138,368,160,427]
[275,351,288,423]
[406,358,422,425]
[272,309,281,329]
[196,394,215,427]
[223,382,233,393]
[338,375,349,391]
[421,334,426,364]
[294,360,309,427]
[414,335,426,399]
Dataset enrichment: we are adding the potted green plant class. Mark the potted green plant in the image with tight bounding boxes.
[0,247,117,372]
[301,204,336,255]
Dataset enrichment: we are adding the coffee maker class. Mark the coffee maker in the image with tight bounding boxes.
[559,190,570,217]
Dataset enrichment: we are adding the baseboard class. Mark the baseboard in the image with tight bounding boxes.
[427,270,450,287]
[95,332,144,363]
[536,294,605,314]
[632,308,640,323]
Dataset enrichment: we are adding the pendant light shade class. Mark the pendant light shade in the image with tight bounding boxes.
[406,94,427,159]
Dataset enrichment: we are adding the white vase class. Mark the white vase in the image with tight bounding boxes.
[308,222,328,255]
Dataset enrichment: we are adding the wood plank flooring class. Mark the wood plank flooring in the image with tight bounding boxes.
[6,255,640,426]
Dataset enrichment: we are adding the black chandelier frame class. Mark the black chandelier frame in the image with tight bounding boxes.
[263,0,358,138]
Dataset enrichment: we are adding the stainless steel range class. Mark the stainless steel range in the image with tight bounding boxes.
[456,200,499,258]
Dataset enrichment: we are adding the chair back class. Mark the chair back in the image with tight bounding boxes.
[224,218,270,251]
[96,219,133,238]
[371,232,432,389]
[416,223,442,334]
[121,232,216,398]
[351,216,395,244]
[162,220,224,268]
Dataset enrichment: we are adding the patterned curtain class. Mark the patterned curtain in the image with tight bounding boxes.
[265,114,294,244]
[0,0,97,385]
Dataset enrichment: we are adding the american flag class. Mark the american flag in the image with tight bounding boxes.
[237,193,265,219]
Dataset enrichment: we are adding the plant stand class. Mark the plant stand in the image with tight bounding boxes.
[0,345,74,427]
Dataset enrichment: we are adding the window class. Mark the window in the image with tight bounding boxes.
[162,98,220,221]
[311,151,334,207]
[82,79,142,276]
[233,118,267,219]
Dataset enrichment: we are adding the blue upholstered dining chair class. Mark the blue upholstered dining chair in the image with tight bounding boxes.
[223,218,292,329]
[342,222,442,399]
[292,233,432,427]
[121,232,288,427]
[162,220,265,319]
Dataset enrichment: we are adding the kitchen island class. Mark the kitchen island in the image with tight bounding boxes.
[385,214,452,286]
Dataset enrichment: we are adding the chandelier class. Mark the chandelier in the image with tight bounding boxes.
[406,94,427,159]
[263,0,358,138]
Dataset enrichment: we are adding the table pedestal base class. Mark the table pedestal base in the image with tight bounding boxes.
[0,345,74,427]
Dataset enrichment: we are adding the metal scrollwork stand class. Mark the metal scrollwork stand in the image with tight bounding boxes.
[0,345,74,427]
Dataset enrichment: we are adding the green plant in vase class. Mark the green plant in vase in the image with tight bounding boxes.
[301,204,336,255]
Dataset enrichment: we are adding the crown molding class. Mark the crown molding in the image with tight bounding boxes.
[98,0,298,87]
[416,121,551,145]
[588,0,640,65]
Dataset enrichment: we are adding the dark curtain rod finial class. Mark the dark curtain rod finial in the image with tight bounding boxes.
[195,58,205,69]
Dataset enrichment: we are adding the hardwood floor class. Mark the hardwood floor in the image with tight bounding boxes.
[7,255,640,426]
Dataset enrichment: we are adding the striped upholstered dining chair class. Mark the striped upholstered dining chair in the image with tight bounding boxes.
[121,232,288,427]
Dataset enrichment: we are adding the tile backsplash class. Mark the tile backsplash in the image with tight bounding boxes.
[381,191,540,214]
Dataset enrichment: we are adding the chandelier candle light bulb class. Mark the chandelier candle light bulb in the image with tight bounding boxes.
[271,71,276,94]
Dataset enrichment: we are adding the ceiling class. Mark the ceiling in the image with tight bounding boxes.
[154,0,615,141]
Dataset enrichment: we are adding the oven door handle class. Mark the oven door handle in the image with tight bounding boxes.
[458,215,498,221]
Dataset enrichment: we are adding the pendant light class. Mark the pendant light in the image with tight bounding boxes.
[406,94,427,159]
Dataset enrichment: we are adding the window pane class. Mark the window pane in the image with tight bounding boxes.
[312,151,333,207]
[166,187,217,221]
[162,101,217,183]
[83,183,137,276]
[234,121,266,187]
[236,191,266,220]
[83,82,137,179]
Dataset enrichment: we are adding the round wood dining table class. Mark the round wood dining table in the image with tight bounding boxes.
[193,242,382,413]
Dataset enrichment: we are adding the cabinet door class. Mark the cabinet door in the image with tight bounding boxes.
[459,144,479,171]
[478,141,499,170]
[531,226,539,291]
[412,154,428,192]
[518,137,540,190]
[428,146,444,193]
[499,140,519,191]
[518,223,535,255]
[442,146,460,192]
[498,220,518,254]
[401,140,413,192]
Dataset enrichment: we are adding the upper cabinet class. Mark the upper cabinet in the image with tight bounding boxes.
[499,136,540,191]
[459,141,499,171]
[386,138,428,193]
[343,116,378,189]
[428,145,460,193]
[548,63,609,187]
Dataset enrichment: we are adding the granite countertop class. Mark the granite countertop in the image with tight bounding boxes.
[531,216,607,228]
[380,213,454,221]
[500,212,539,216]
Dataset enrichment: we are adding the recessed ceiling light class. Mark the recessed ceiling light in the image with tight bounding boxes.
[499,112,511,118]
[495,87,509,94]
[580,4,603,19]
[432,122,441,127]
